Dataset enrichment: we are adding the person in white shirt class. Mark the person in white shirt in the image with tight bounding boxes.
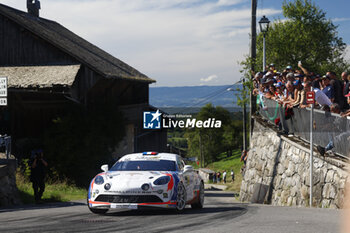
[230,169,235,182]
[314,87,332,107]
[223,171,227,183]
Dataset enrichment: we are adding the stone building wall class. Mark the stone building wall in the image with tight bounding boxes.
[240,118,349,208]
[0,156,21,206]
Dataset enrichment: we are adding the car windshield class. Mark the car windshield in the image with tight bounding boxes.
[109,160,177,171]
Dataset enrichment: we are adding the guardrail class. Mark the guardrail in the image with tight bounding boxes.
[258,98,350,158]
[0,135,11,165]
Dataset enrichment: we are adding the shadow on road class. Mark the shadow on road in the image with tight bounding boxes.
[0,201,86,213]
[204,192,239,198]
[105,206,247,217]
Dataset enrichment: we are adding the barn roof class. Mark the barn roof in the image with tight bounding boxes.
[0,4,155,83]
[0,65,81,88]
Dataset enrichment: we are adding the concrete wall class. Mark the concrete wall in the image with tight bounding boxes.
[0,158,21,206]
[240,118,349,208]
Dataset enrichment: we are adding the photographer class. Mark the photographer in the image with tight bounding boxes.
[30,149,48,203]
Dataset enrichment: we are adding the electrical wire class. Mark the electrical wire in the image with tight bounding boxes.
[170,80,243,114]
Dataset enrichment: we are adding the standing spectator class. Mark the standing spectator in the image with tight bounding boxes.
[341,93,350,117]
[341,72,348,83]
[213,171,217,183]
[321,75,334,102]
[240,150,248,165]
[30,149,48,204]
[223,170,227,184]
[231,169,235,182]
[344,74,350,109]
[313,80,332,107]
[269,63,276,73]
[217,171,221,183]
[327,71,345,109]
[299,81,312,108]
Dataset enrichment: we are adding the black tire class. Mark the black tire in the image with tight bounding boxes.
[176,182,187,212]
[191,182,204,209]
[88,207,108,214]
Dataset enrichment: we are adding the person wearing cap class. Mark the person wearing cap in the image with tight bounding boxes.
[291,79,304,107]
[285,65,292,73]
[274,82,284,100]
[269,63,276,73]
[321,75,335,102]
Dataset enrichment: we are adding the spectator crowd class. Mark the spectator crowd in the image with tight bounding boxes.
[252,62,350,117]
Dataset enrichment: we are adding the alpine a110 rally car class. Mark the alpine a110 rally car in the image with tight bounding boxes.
[88,152,204,214]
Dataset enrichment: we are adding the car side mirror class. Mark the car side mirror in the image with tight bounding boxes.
[184,165,194,173]
[101,164,109,172]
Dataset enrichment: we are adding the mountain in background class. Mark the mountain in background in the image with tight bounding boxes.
[149,85,242,113]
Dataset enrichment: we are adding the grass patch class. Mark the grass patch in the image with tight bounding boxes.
[188,150,244,193]
[205,150,243,192]
[16,171,87,204]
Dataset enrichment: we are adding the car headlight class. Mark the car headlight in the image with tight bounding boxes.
[153,176,170,185]
[94,175,104,185]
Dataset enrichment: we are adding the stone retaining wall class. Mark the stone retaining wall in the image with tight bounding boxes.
[0,157,21,206]
[240,118,349,208]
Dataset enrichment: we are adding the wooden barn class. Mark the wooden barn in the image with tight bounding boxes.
[0,1,167,158]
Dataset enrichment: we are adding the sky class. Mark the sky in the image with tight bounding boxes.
[2,0,350,87]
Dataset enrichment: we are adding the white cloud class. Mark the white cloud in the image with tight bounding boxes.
[1,0,281,86]
[217,0,245,6]
[333,17,350,23]
[200,74,218,82]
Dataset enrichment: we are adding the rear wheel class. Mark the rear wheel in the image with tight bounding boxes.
[176,182,187,212]
[191,182,204,209]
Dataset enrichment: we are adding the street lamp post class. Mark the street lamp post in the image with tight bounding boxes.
[259,15,270,72]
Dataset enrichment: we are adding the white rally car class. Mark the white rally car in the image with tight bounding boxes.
[87,152,204,214]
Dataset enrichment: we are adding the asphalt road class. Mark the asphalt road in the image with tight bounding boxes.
[0,191,340,233]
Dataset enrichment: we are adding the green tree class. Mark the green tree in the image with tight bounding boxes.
[185,104,242,165]
[254,0,348,74]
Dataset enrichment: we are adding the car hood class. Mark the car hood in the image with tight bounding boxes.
[103,171,173,192]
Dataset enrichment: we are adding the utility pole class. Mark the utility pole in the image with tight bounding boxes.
[243,78,247,151]
[199,131,203,168]
[249,0,257,144]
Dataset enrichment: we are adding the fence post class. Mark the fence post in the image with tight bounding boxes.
[309,89,314,207]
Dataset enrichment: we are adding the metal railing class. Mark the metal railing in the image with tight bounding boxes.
[258,98,350,158]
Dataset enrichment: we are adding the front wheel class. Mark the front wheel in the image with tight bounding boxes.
[88,207,108,214]
[191,182,204,209]
[176,182,187,212]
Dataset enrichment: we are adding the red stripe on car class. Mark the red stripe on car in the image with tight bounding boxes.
[165,174,174,191]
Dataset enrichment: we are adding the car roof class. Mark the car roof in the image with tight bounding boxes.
[119,152,178,162]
